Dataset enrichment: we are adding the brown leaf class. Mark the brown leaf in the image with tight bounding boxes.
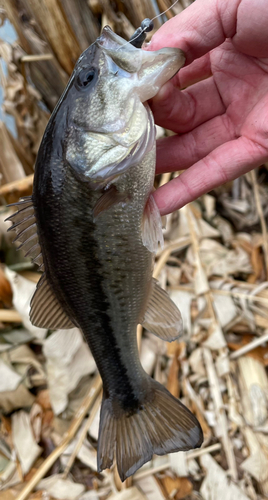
[0,383,35,413]
[248,245,264,283]
[35,389,52,411]
[228,335,268,366]
[160,476,193,500]
[0,267,13,308]
[167,355,180,398]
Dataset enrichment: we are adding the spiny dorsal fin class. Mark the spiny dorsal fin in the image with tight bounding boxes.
[140,278,183,342]
[6,197,74,330]
[6,197,44,271]
[30,274,74,329]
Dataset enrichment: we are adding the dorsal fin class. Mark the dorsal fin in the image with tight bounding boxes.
[6,197,44,271]
[6,197,74,330]
[30,274,74,329]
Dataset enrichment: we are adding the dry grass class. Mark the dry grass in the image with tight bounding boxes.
[0,1,268,499]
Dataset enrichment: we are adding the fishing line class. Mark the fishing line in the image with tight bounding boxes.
[151,0,179,22]
[116,0,179,50]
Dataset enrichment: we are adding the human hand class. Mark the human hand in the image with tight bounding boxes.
[148,0,268,215]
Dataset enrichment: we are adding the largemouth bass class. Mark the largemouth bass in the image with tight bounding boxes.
[7,27,203,480]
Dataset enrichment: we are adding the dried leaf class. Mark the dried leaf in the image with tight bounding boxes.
[62,421,97,470]
[136,476,165,500]
[11,410,42,474]
[79,492,99,500]
[188,348,206,378]
[109,488,147,500]
[241,451,268,483]
[8,344,45,387]
[0,358,21,392]
[237,357,268,426]
[0,460,20,490]
[187,239,252,277]
[0,266,12,307]
[0,382,35,413]
[4,268,47,339]
[200,454,250,500]
[202,322,227,350]
[140,338,157,375]
[37,474,85,499]
[212,293,238,328]
[161,475,193,500]
[169,452,188,477]
[169,290,194,335]
[43,329,96,414]
[216,352,230,377]
[1,329,33,345]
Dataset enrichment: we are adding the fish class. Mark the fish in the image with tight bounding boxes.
[6,26,203,481]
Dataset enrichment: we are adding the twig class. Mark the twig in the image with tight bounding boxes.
[157,0,174,19]
[251,170,268,279]
[62,391,102,478]
[187,442,222,460]
[159,172,172,187]
[0,309,22,322]
[134,443,222,480]
[0,174,34,197]
[18,271,40,283]
[230,330,268,360]
[185,205,237,480]
[203,348,237,481]
[154,237,191,278]
[170,284,268,306]
[137,324,143,352]
[21,54,54,62]
[0,57,7,88]
[15,375,102,500]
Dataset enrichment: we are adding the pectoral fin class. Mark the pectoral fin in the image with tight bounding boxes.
[142,194,164,253]
[140,278,183,342]
[93,186,129,220]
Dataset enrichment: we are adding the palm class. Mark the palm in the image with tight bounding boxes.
[212,41,268,142]
[148,1,268,215]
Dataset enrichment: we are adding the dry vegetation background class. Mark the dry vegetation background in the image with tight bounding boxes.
[0,0,268,499]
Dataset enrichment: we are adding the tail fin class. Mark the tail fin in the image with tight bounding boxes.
[97,379,203,481]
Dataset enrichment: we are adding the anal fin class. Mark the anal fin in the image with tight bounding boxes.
[140,278,183,342]
[30,274,74,329]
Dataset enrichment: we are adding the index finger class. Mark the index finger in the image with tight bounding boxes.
[149,0,240,64]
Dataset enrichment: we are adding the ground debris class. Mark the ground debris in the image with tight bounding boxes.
[1,1,268,500]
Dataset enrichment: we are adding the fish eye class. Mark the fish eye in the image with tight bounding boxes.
[76,68,96,89]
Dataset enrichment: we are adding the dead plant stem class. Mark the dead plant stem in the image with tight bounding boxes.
[15,376,102,500]
[251,170,268,279]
